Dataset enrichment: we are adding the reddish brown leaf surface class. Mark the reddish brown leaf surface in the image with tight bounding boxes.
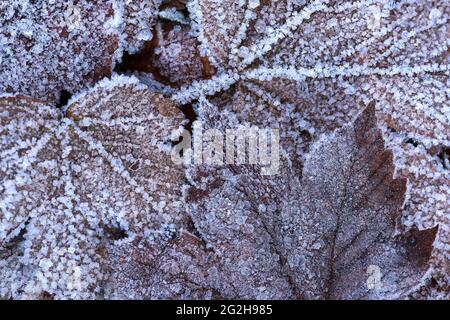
[184,104,437,299]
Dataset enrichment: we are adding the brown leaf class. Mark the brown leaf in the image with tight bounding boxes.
[0,1,160,103]
[118,20,216,87]
[0,75,186,299]
[281,104,437,299]
[106,231,217,299]
[174,1,449,296]
[186,164,296,299]
[184,104,438,299]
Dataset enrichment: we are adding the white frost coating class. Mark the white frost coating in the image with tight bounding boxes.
[63,74,144,113]
[133,72,177,96]
[113,0,162,54]
[244,64,450,81]
[0,76,186,299]
[239,0,330,68]
[173,71,240,104]
[187,0,220,69]
[151,22,207,86]
[0,1,160,104]
[159,8,190,25]
[1,0,449,301]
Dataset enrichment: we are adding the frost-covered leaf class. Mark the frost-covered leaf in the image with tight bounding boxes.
[106,231,216,299]
[174,0,448,146]
[281,104,437,299]
[385,133,450,290]
[121,19,216,87]
[118,0,162,54]
[173,0,448,176]
[0,75,186,299]
[153,22,216,86]
[185,104,438,299]
[0,1,160,103]
[1,0,447,301]
[186,164,297,299]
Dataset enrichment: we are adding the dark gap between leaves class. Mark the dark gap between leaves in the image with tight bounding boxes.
[104,225,128,241]
[437,146,449,169]
[405,138,419,147]
[56,90,72,110]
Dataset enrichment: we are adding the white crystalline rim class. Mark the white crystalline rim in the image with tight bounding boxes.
[62,74,147,113]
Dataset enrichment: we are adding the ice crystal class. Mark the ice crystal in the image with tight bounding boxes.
[152,22,213,86]
[0,75,186,299]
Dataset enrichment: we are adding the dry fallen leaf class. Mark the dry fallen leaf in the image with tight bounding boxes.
[184,104,438,299]
[169,0,449,292]
[0,75,186,299]
[0,0,447,301]
[281,103,437,299]
[106,230,216,299]
[0,0,161,104]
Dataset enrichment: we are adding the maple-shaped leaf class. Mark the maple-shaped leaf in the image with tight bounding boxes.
[0,75,186,299]
[185,104,438,299]
[0,0,161,103]
[181,1,448,163]
[105,230,217,299]
[172,0,448,191]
